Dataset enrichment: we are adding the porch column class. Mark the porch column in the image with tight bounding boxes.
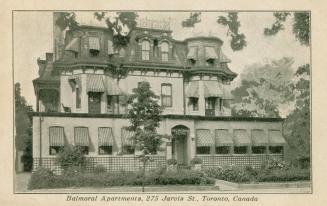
[166,141,172,160]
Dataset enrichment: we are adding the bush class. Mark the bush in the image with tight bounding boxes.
[28,168,215,189]
[167,158,177,165]
[257,168,310,182]
[56,145,86,171]
[261,158,290,171]
[190,157,203,165]
[94,165,106,174]
[28,167,55,189]
[204,166,253,183]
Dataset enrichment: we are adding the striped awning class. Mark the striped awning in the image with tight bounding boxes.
[98,127,114,146]
[215,129,233,146]
[105,77,124,96]
[185,81,199,98]
[74,127,89,146]
[268,130,287,146]
[121,128,135,146]
[251,130,268,146]
[86,74,105,92]
[205,47,218,59]
[89,37,100,50]
[187,47,197,60]
[49,127,65,146]
[219,50,231,63]
[65,38,79,53]
[196,129,214,146]
[203,81,224,98]
[233,129,251,146]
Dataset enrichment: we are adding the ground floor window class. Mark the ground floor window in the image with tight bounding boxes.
[234,146,248,154]
[49,146,64,155]
[269,146,283,154]
[196,146,210,154]
[98,146,113,155]
[215,146,230,154]
[77,146,89,155]
[251,146,266,154]
[123,145,135,155]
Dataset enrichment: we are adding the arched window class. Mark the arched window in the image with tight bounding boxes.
[141,40,150,60]
[161,83,172,107]
[161,42,169,61]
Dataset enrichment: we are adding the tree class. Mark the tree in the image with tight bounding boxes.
[15,83,33,171]
[231,57,295,117]
[181,12,201,27]
[217,12,247,51]
[127,81,165,192]
[283,64,310,167]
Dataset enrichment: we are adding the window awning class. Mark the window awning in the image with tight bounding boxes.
[98,127,114,146]
[65,38,79,53]
[251,130,269,146]
[49,127,65,146]
[89,37,100,51]
[219,50,231,63]
[205,47,218,60]
[187,47,197,60]
[203,81,224,98]
[121,128,135,146]
[74,127,89,146]
[268,130,287,146]
[215,129,233,146]
[196,129,214,146]
[105,77,124,96]
[185,81,199,98]
[86,74,105,93]
[233,130,251,146]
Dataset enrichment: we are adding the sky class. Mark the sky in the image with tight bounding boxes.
[13,11,310,110]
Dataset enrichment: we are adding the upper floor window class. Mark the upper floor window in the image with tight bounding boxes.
[161,83,172,107]
[141,40,150,60]
[75,86,81,109]
[89,37,100,57]
[161,42,169,61]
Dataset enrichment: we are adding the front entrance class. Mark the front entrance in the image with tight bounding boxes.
[171,125,189,165]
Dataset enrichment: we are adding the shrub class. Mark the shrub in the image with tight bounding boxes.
[56,145,86,170]
[28,167,55,189]
[94,165,107,174]
[190,157,203,165]
[261,158,291,171]
[256,168,310,182]
[167,158,177,165]
[203,166,253,183]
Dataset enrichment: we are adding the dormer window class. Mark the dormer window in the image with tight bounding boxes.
[141,40,150,60]
[89,37,100,57]
[187,46,198,65]
[161,42,169,62]
[205,47,218,66]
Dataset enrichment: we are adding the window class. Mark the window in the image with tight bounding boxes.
[269,146,283,154]
[219,98,223,111]
[234,146,248,154]
[161,83,172,107]
[196,146,210,154]
[153,39,159,58]
[205,98,216,110]
[190,97,199,111]
[161,42,169,61]
[216,146,230,154]
[123,145,135,155]
[251,146,266,154]
[76,87,81,109]
[206,58,215,66]
[99,146,112,155]
[141,40,150,60]
[77,146,89,155]
[49,146,63,155]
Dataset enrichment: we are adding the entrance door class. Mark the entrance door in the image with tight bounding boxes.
[172,135,188,165]
[88,92,102,113]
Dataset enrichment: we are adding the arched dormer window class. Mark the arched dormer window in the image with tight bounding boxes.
[160,42,169,61]
[141,40,150,60]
